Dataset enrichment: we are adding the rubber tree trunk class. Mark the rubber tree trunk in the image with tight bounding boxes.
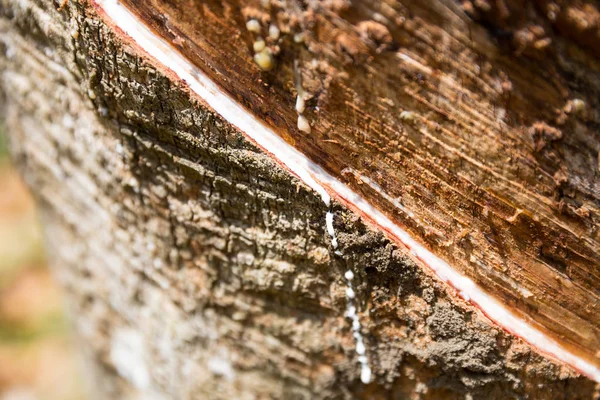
[1,0,599,399]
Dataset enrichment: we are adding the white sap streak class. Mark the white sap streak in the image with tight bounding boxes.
[345,271,372,384]
[326,211,372,383]
[94,0,600,382]
[325,211,337,247]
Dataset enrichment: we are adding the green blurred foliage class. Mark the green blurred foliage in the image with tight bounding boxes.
[0,123,6,159]
[0,130,86,400]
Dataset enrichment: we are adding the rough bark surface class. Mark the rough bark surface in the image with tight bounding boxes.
[0,0,597,399]
[122,0,600,363]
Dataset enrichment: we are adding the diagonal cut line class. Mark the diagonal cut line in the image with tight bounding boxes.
[92,0,600,382]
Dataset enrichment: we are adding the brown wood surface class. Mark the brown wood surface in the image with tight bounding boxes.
[118,0,600,366]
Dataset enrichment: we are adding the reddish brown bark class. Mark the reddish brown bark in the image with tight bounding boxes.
[3,0,600,398]
[118,0,600,367]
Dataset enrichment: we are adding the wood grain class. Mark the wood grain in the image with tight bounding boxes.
[120,0,600,366]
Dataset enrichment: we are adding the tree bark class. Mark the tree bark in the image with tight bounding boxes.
[0,0,599,399]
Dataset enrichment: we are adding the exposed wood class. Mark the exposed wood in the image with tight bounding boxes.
[118,0,600,367]
[1,0,600,398]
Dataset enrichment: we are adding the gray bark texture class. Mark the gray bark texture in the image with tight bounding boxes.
[0,0,596,399]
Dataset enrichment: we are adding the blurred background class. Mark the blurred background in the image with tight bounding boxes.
[0,130,85,400]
